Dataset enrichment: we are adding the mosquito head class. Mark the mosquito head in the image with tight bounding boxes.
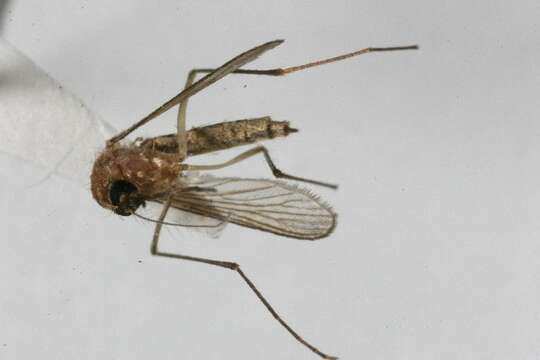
[90,143,181,214]
[109,180,145,216]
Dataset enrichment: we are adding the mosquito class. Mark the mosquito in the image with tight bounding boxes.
[90,40,418,359]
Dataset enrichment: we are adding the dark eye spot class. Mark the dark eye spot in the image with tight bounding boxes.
[109,180,137,206]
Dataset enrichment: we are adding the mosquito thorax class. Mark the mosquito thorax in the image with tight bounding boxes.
[90,142,182,214]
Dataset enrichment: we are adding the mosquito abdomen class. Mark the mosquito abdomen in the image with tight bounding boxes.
[142,116,297,156]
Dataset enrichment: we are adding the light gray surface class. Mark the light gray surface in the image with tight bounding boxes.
[2,1,540,359]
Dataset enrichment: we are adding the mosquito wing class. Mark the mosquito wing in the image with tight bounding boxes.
[166,176,336,240]
[0,40,114,185]
[135,200,228,238]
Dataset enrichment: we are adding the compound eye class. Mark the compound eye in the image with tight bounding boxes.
[109,180,137,206]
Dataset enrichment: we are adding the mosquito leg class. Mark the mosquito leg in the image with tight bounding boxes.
[151,199,337,360]
[183,146,338,189]
[108,40,284,145]
[184,44,418,79]
[175,70,198,160]
[110,42,418,145]
[174,43,418,158]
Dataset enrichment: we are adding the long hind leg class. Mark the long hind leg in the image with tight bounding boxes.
[183,145,338,189]
[175,44,419,159]
[150,198,338,360]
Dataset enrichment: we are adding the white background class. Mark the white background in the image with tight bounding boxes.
[2,1,540,359]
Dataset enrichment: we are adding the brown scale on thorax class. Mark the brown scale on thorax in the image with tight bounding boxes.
[91,143,181,210]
